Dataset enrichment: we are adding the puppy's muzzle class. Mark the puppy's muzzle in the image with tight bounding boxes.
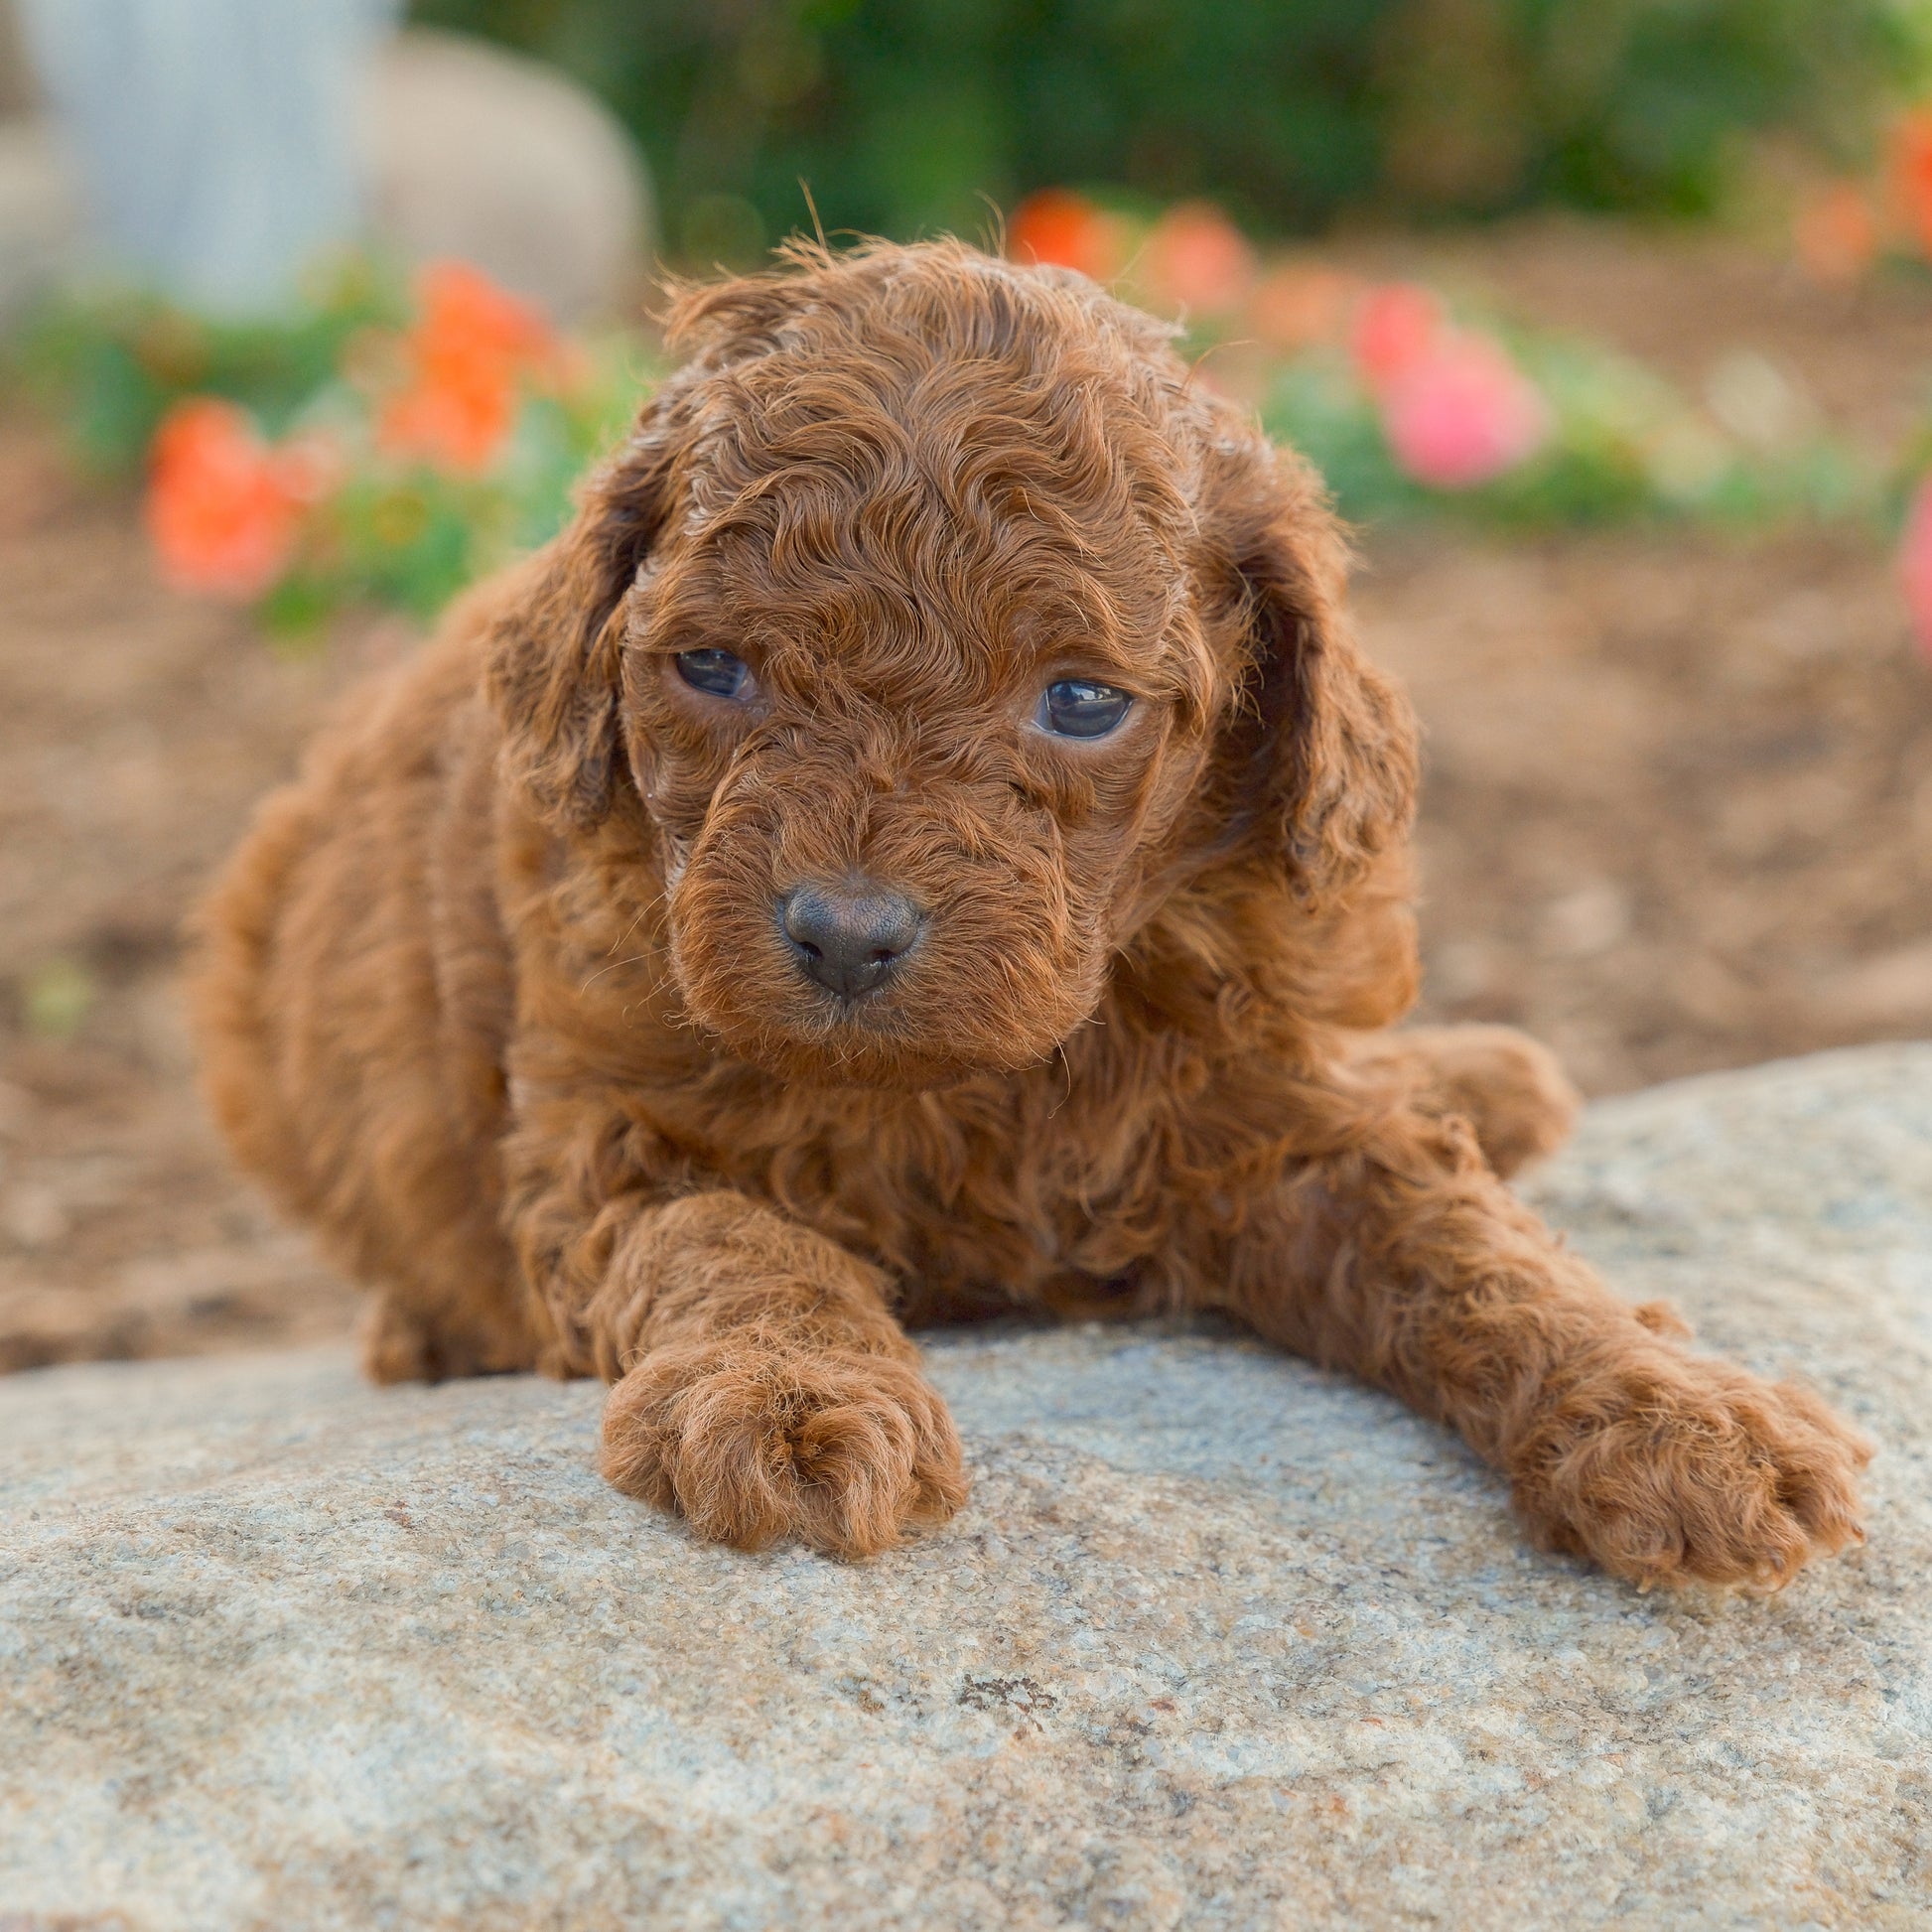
[779,882,924,1001]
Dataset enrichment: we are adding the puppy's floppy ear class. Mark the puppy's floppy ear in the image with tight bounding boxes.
[1202,426,1418,906]
[484,372,699,832]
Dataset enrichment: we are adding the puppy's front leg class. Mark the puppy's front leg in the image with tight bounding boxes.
[1211,1108,1869,1589]
[517,1181,966,1556]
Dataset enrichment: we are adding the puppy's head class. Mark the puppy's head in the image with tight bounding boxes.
[489,241,1414,1090]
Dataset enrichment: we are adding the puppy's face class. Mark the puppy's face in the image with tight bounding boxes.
[492,245,1414,1093]
[625,365,1219,1090]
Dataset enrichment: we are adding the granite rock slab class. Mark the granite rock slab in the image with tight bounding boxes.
[1,1044,1929,1930]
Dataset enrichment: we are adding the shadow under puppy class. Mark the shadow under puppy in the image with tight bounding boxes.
[193,239,1869,1589]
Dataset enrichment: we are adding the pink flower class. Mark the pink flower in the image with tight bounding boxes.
[1898,476,1932,663]
[1378,333,1552,491]
[1351,283,1446,393]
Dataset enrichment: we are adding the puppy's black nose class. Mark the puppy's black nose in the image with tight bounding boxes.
[780,882,922,1000]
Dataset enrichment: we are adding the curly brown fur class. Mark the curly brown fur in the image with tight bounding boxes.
[191,239,1868,1584]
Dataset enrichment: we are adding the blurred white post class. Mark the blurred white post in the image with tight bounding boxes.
[18,0,399,314]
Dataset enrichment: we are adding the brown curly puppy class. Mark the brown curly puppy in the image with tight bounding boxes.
[192,240,1869,1588]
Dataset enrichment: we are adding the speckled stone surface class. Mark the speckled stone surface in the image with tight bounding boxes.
[1,1045,1928,1931]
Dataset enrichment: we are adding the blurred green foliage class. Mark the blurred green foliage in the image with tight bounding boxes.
[12,258,399,476]
[274,376,642,627]
[21,959,96,1042]
[18,265,650,630]
[1262,331,1873,533]
[410,0,1930,255]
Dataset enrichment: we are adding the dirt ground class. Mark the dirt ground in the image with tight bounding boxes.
[3,220,1930,1371]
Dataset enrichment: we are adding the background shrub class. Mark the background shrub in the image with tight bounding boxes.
[410,0,1930,256]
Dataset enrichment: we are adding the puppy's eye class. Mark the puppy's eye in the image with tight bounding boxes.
[674,648,752,699]
[1038,678,1132,740]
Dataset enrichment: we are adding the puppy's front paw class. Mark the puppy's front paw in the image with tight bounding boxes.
[1511,1347,1871,1589]
[600,1336,968,1558]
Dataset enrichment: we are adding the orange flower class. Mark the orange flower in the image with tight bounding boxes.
[1890,110,1932,258]
[377,261,561,475]
[378,366,514,476]
[1794,183,1877,285]
[1246,262,1360,353]
[145,398,322,599]
[1139,202,1255,318]
[1007,190,1129,284]
[1351,283,1448,393]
